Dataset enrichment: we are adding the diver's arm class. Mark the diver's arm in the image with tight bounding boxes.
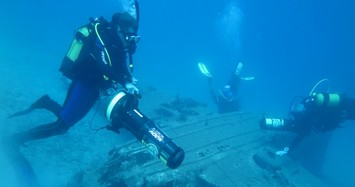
[91,42,131,85]
[288,133,306,151]
[276,119,311,156]
[91,43,112,75]
[275,135,304,156]
[91,43,138,94]
[207,77,219,104]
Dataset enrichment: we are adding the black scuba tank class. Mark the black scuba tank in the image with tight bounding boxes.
[59,25,92,80]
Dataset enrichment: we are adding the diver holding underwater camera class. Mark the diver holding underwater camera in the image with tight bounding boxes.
[3,2,184,186]
[260,79,355,156]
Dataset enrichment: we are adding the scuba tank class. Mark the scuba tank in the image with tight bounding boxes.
[59,24,93,80]
[59,17,112,81]
[308,93,341,107]
[105,85,185,169]
[66,27,90,62]
[305,78,342,108]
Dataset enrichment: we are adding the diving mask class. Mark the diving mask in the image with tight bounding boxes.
[125,34,141,43]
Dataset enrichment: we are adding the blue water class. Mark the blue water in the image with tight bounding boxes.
[1,0,354,186]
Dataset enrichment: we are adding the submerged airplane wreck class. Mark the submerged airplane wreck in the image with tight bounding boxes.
[66,88,326,187]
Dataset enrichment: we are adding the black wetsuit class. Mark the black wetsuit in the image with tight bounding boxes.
[209,70,241,113]
[287,94,355,150]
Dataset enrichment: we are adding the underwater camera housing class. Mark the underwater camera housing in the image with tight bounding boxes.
[105,87,185,169]
[259,117,296,132]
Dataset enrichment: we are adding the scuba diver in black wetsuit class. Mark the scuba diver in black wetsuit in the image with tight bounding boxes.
[4,6,184,186]
[260,80,355,156]
[3,11,140,187]
[198,61,255,113]
[8,11,140,146]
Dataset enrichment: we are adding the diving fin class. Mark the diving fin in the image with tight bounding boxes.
[7,95,62,119]
[198,62,212,78]
[235,62,255,81]
[7,108,34,119]
[235,62,244,76]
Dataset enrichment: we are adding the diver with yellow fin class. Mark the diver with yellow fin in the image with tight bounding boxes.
[198,61,255,113]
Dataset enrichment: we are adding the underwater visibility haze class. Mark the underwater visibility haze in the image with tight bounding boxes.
[0,0,354,186]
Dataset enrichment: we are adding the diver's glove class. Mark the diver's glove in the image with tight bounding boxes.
[275,147,289,156]
[125,82,139,95]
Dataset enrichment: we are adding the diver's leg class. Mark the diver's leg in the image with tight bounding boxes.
[11,81,99,145]
[3,81,99,187]
[11,119,69,145]
[59,80,100,125]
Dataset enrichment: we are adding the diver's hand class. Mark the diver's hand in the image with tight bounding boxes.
[127,43,137,54]
[275,147,289,156]
[131,77,138,84]
[125,82,139,95]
